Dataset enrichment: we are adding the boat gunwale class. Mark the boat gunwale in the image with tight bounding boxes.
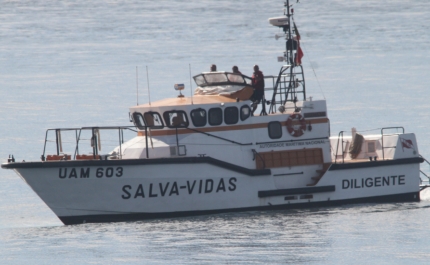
[1,156,272,176]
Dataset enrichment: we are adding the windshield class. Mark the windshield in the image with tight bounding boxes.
[205,73,229,83]
[193,72,251,87]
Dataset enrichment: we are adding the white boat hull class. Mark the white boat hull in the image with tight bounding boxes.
[8,157,422,225]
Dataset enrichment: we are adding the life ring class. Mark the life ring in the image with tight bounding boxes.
[286,113,306,137]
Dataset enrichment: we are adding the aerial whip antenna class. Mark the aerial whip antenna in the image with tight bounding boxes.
[189,64,194,105]
[136,66,139,105]
[146,66,151,106]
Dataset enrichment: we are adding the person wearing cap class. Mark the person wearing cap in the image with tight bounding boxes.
[251,65,265,113]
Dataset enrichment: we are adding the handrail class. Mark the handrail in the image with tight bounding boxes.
[334,131,345,164]
[267,65,306,114]
[381,127,404,160]
[256,136,328,146]
[419,155,430,184]
[186,127,253,146]
[73,129,82,159]
[269,66,290,114]
[42,126,138,161]
[252,149,266,169]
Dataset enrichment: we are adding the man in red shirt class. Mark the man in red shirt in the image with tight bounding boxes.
[251,65,265,113]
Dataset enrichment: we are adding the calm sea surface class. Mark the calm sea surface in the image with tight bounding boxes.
[1,0,430,264]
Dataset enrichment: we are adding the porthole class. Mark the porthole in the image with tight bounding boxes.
[132,112,145,130]
[268,121,282,139]
[190,108,207,127]
[224,107,239,125]
[208,108,223,126]
[163,111,189,128]
[143,112,164,129]
[240,105,251,121]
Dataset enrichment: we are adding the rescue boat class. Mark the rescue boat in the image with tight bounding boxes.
[2,0,429,225]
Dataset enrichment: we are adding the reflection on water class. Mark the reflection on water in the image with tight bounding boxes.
[2,203,430,264]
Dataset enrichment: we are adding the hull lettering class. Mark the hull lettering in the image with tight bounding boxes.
[121,177,238,200]
[342,175,406,189]
[58,167,123,179]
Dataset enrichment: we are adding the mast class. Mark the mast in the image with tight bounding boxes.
[268,0,306,114]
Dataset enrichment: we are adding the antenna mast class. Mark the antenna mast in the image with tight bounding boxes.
[189,64,194,105]
[268,0,306,113]
[136,66,139,105]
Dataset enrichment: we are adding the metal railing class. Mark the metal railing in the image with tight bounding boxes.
[381,127,404,160]
[419,155,430,188]
[334,131,346,164]
[41,126,138,161]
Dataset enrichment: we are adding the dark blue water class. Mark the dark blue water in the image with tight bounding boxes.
[1,0,430,264]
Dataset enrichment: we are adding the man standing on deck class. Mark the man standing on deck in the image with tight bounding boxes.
[251,65,264,113]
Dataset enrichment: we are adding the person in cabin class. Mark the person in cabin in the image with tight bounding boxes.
[210,64,217,72]
[232,66,242,75]
[229,65,243,82]
[172,114,185,127]
[251,65,265,113]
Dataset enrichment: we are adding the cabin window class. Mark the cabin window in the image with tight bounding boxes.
[227,74,246,84]
[208,108,223,126]
[205,73,228,83]
[143,112,164,129]
[190,108,207,127]
[224,107,239,125]
[163,111,189,128]
[132,112,146,130]
[367,141,376,153]
[240,105,251,121]
[268,121,282,139]
[194,75,206,86]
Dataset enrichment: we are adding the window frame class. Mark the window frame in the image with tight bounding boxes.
[224,106,239,125]
[190,108,207,127]
[268,121,282,139]
[132,112,146,130]
[367,141,377,154]
[240,105,251,121]
[208,107,223,126]
[143,111,164,129]
[163,110,189,128]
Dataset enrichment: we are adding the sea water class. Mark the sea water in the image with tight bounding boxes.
[1,0,430,264]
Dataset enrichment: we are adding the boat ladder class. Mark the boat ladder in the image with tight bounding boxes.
[419,155,430,191]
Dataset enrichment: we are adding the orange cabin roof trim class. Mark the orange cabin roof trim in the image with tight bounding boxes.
[136,94,253,109]
[134,95,237,108]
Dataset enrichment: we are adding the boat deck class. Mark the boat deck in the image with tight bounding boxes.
[334,158,391,164]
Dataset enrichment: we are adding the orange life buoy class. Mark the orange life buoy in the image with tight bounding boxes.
[286,113,306,137]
